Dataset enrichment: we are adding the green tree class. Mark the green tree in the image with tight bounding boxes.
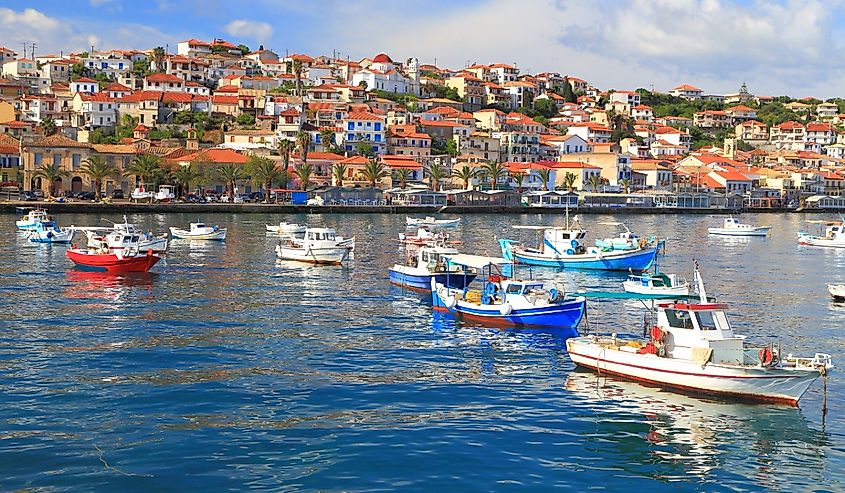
[295,130,310,164]
[291,59,304,96]
[563,172,577,191]
[393,168,412,189]
[277,139,295,188]
[40,117,57,136]
[332,163,348,187]
[534,98,558,118]
[249,155,284,202]
[152,46,166,72]
[320,128,335,152]
[236,114,255,126]
[361,159,389,188]
[79,155,117,201]
[452,165,476,190]
[354,141,375,157]
[132,58,151,77]
[480,161,507,190]
[237,44,251,56]
[443,138,458,157]
[125,154,165,201]
[510,171,526,191]
[588,174,601,192]
[33,163,69,199]
[291,163,313,191]
[537,168,552,191]
[216,163,247,198]
[561,79,577,103]
[619,178,631,194]
[426,162,449,191]
[172,163,200,197]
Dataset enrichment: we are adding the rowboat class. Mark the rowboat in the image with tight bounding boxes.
[406,216,461,228]
[566,263,833,405]
[398,227,448,246]
[389,243,476,291]
[275,227,353,265]
[431,254,586,329]
[169,222,227,241]
[798,220,845,248]
[708,216,770,237]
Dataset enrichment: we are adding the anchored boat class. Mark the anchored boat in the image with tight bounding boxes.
[389,243,476,291]
[16,208,56,231]
[431,254,586,329]
[567,263,833,405]
[169,222,227,241]
[406,216,461,228]
[798,220,845,248]
[275,227,353,265]
[66,231,161,273]
[79,216,168,253]
[829,284,845,301]
[27,222,75,244]
[623,264,690,296]
[708,216,770,237]
[266,222,306,235]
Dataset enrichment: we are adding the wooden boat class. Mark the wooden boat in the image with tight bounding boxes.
[169,222,227,240]
[275,227,352,265]
[798,220,845,248]
[406,216,461,228]
[389,243,476,291]
[566,263,833,405]
[708,216,770,237]
[66,231,161,273]
[16,208,56,230]
[829,284,845,301]
[266,222,306,235]
[623,265,689,296]
[398,226,448,246]
[80,216,168,253]
[431,254,586,329]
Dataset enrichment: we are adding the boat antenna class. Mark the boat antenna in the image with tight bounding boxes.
[693,258,707,303]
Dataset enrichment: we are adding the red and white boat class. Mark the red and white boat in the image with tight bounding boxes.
[566,264,832,405]
[66,231,161,273]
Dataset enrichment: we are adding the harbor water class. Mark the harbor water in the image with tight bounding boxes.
[1,212,843,492]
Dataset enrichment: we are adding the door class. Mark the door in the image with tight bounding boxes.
[71,176,83,194]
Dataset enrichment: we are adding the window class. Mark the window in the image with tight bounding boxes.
[374,123,381,131]
[72,154,81,167]
[665,309,694,329]
[53,154,61,166]
[348,122,354,131]
[34,153,42,165]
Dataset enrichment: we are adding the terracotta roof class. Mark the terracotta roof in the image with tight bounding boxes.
[178,148,249,164]
[92,144,137,154]
[74,77,98,83]
[28,134,91,148]
[371,53,393,63]
[306,152,344,161]
[212,95,238,104]
[146,73,183,83]
[672,84,702,92]
[345,111,384,121]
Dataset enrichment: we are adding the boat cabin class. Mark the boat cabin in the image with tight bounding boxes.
[305,228,337,242]
[826,223,844,238]
[656,302,746,364]
[544,228,587,250]
[411,245,460,271]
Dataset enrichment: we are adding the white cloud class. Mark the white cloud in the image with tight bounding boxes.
[224,19,273,44]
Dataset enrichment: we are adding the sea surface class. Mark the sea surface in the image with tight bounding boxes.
[1,211,843,492]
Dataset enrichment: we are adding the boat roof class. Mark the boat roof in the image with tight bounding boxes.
[443,254,510,269]
[577,290,712,301]
[657,302,728,311]
[306,227,335,232]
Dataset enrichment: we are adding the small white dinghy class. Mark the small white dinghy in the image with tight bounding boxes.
[708,216,770,237]
[275,227,353,265]
[406,216,461,228]
[829,284,845,301]
[169,222,227,241]
[266,222,306,235]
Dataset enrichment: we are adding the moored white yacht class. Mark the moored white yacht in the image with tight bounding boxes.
[169,222,227,241]
[275,227,353,265]
[708,216,770,237]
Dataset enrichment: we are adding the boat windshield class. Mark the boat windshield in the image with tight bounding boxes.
[665,309,694,329]
[506,284,522,294]
[695,310,718,330]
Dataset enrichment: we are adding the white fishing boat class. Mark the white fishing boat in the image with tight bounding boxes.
[829,284,845,301]
[798,220,845,248]
[274,227,352,265]
[27,222,75,244]
[567,263,833,405]
[155,185,176,203]
[389,243,476,291]
[266,222,307,235]
[16,208,56,230]
[594,222,643,251]
[398,226,449,246]
[406,216,461,228]
[80,216,168,253]
[169,222,227,241]
[623,265,690,296]
[708,216,770,237]
[131,185,154,202]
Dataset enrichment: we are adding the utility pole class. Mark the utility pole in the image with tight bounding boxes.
[20,42,27,59]
[31,43,37,60]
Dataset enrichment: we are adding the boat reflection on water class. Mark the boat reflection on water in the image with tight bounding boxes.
[64,270,156,301]
[430,310,575,347]
[564,370,830,487]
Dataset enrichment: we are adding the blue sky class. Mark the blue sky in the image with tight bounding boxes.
[3,0,845,98]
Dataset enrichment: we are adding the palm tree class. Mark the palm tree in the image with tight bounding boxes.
[480,160,507,191]
[40,117,57,136]
[510,171,526,192]
[152,46,166,72]
[33,163,69,199]
[249,156,284,202]
[393,168,412,189]
[172,163,200,197]
[588,174,601,193]
[620,178,632,194]
[427,162,449,191]
[277,139,295,186]
[295,130,310,166]
[292,163,313,191]
[216,163,247,198]
[332,163,348,187]
[536,168,552,191]
[452,165,477,190]
[79,155,117,201]
[292,59,304,96]
[361,159,389,188]
[125,153,164,201]
[320,129,335,152]
[563,172,577,191]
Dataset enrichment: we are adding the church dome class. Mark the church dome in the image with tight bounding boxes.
[372,53,393,63]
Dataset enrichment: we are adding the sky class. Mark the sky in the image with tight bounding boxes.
[3,0,845,98]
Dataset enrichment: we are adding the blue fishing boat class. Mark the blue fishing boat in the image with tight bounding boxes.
[16,208,56,231]
[499,213,661,271]
[27,222,75,244]
[431,254,586,329]
[389,244,476,292]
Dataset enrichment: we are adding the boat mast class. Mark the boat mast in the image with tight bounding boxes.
[693,259,707,303]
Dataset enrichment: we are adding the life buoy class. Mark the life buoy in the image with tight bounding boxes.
[758,346,776,367]
[484,282,497,294]
[570,239,579,248]
[566,248,575,255]
[481,294,493,305]
[444,296,457,309]
[499,303,512,315]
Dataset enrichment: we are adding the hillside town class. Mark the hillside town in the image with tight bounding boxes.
[2,39,845,209]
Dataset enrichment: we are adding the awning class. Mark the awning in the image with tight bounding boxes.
[443,254,510,269]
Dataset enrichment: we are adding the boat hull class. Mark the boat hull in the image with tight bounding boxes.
[508,245,658,271]
[708,227,770,237]
[16,220,57,231]
[66,249,160,273]
[432,284,586,329]
[275,245,351,265]
[169,227,227,241]
[388,267,476,291]
[566,337,820,405]
[622,281,690,296]
[798,233,845,248]
[829,284,845,300]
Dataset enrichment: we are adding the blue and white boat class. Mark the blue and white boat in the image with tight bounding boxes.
[499,214,661,271]
[27,222,75,244]
[16,208,56,231]
[431,254,586,329]
[389,244,476,291]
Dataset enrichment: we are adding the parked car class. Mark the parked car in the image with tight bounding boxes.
[182,193,206,203]
[249,191,266,202]
[33,190,44,199]
[204,193,220,203]
[75,191,96,200]
[237,193,252,203]
[111,189,124,199]
[21,191,37,201]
